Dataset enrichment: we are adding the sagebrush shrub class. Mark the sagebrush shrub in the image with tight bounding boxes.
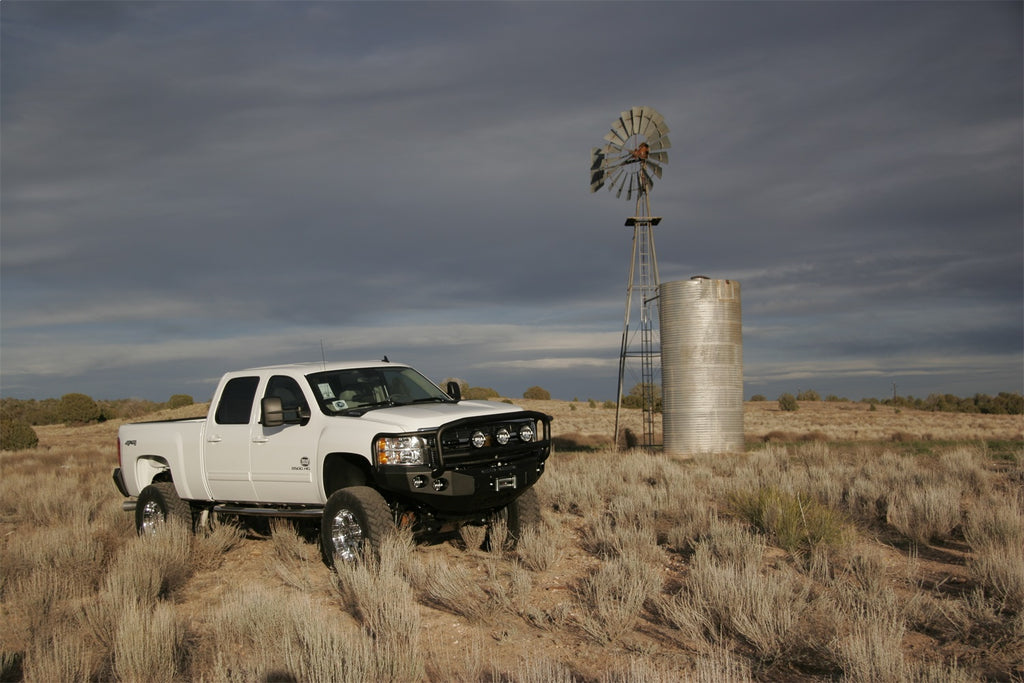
[778,393,799,412]
[0,418,38,450]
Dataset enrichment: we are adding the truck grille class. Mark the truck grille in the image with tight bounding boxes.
[437,413,549,469]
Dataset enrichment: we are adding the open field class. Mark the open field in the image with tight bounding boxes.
[1,400,1022,681]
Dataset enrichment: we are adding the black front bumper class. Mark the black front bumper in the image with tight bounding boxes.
[375,454,545,516]
[374,410,551,517]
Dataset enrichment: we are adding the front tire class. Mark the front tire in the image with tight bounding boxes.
[135,481,192,535]
[320,486,394,566]
[490,487,541,549]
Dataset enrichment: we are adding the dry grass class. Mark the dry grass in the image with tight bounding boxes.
[1,400,1022,680]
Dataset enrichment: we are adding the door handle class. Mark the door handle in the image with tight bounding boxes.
[252,437,268,444]
[207,435,222,443]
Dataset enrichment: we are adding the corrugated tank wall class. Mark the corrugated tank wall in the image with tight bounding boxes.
[660,277,743,455]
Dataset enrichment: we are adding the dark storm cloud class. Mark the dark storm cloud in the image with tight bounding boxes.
[1,1,1020,402]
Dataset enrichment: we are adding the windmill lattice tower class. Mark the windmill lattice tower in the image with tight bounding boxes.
[590,106,670,449]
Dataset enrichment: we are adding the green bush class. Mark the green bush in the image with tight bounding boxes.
[778,393,798,412]
[750,394,766,402]
[729,487,850,554]
[59,393,102,425]
[796,389,820,402]
[167,394,194,409]
[0,418,39,450]
[523,386,551,400]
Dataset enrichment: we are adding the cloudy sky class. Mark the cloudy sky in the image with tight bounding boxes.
[2,1,1021,404]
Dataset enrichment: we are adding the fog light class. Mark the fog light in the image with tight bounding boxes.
[412,475,427,489]
[471,431,487,448]
[495,427,510,445]
[519,423,535,442]
[432,477,448,491]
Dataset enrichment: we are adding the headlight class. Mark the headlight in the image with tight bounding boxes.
[495,427,510,445]
[519,423,535,442]
[376,435,428,465]
[471,430,488,448]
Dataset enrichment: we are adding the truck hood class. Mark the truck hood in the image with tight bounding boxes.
[351,400,523,431]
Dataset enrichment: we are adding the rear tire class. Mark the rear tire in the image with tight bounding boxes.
[135,481,192,535]
[320,486,394,567]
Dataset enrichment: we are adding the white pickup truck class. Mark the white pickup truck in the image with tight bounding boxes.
[113,360,551,564]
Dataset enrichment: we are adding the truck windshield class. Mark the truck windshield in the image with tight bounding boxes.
[306,366,453,415]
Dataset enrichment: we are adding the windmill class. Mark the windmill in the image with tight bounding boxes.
[590,106,670,449]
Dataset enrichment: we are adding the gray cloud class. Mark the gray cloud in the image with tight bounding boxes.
[2,1,1020,403]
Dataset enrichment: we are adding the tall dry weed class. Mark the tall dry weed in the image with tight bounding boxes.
[964,495,1024,612]
[573,551,663,643]
[112,601,183,683]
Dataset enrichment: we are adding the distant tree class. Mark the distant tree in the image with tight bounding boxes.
[167,394,194,409]
[622,383,662,411]
[58,393,101,425]
[750,394,766,402]
[796,389,821,402]
[778,393,799,412]
[523,386,551,400]
[1,418,39,450]
[464,386,500,400]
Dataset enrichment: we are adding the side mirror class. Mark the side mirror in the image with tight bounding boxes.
[261,397,284,428]
[446,381,461,402]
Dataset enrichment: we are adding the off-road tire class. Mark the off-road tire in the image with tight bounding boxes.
[492,487,541,549]
[320,486,394,567]
[135,481,192,535]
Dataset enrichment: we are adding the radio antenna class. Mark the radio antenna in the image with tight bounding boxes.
[320,339,327,369]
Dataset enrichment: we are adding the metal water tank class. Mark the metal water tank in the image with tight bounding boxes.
[660,277,743,455]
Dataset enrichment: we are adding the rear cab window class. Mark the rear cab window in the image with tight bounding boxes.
[214,376,260,425]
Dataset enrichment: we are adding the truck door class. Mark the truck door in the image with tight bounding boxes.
[204,375,260,502]
[251,375,320,504]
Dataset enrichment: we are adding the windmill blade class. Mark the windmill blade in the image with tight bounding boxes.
[649,162,664,179]
[648,151,668,164]
[626,108,640,137]
[637,108,659,139]
[647,111,669,138]
[615,170,630,198]
[606,167,626,193]
[591,147,605,171]
[645,129,668,146]
[616,113,633,139]
[602,125,626,147]
[649,134,671,151]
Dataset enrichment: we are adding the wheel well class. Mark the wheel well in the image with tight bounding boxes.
[322,453,372,497]
[135,455,172,488]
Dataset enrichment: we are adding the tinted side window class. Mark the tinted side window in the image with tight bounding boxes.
[215,377,260,425]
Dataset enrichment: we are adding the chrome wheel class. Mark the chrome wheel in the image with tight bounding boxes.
[139,499,164,534]
[329,508,364,562]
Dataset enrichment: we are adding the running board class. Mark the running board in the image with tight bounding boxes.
[213,504,324,518]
